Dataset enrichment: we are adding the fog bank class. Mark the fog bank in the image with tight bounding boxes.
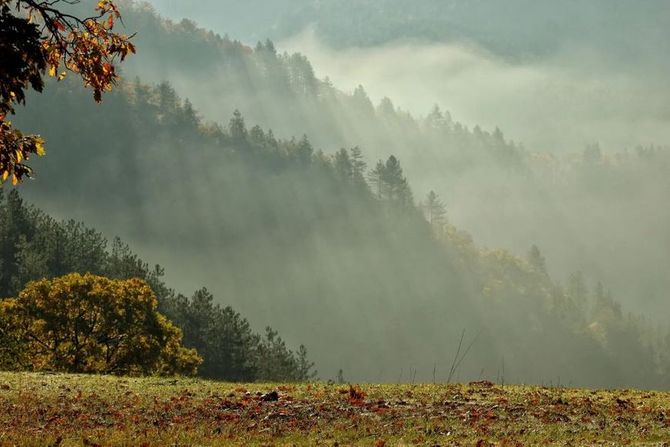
[280,29,670,153]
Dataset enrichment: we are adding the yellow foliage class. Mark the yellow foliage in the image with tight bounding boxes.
[0,273,201,376]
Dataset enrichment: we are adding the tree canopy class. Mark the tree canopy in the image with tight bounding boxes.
[0,0,134,184]
[0,273,201,375]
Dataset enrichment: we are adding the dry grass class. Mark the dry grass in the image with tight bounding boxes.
[1,372,670,446]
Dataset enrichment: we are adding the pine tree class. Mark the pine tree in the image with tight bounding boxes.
[567,271,589,314]
[422,190,447,227]
[295,135,314,165]
[382,155,412,205]
[0,190,34,296]
[249,125,266,149]
[352,85,374,116]
[334,148,353,182]
[527,244,547,275]
[349,146,368,190]
[368,160,386,199]
[229,109,248,144]
[377,97,395,119]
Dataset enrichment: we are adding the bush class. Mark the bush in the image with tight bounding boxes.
[0,273,201,375]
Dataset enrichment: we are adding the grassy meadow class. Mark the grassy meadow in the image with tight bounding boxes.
[1,372,670,446]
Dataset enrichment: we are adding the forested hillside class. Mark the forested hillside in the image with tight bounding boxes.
[105,2,670,321]
[0,190,314,382]
[116,2,521,169]
[144,0,670,62]
[11,72,670,387]
[4,2,670,445]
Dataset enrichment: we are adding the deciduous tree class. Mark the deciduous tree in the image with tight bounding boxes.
[0,273,201,375]
[0,0,134,183]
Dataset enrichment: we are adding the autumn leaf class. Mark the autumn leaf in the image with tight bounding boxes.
[0,0,135,183]
[35,138,46,156]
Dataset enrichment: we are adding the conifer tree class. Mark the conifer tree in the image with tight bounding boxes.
[422,190,447,227]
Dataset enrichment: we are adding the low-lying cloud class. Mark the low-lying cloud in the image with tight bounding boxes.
[280,28,670,153]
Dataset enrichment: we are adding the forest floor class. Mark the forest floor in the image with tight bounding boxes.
[1,372,670,446]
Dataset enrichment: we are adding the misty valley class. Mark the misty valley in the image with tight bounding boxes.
[2,0,670,445]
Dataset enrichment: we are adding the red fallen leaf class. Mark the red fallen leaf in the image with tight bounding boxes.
[374,439,387,447]
[349,385,366,402]
[373,406,389,415]
[215,413,240,422]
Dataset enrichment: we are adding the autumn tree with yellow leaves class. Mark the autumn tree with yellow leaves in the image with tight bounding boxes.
[0,273,201,375]
[0,0,134,184]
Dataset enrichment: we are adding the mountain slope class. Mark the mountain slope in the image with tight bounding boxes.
[12,75,667,387]
[112,2,670,320]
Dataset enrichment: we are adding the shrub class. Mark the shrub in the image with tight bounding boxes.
[0,273,201,375]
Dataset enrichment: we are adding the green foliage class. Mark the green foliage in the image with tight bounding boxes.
[0,273,201,375]
[162,288,316,382]
[367,156,413,207]
[420,190,446,228]
[255,327,316,382]
[0,190,315,382]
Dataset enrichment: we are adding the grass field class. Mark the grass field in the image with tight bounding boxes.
[1,372,670,446]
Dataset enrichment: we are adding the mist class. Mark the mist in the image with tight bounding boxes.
[7,0,670,388]
[279,28,670,153]
[141,0,670,153]
[270,31,670,316]
[109,4,670,318]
